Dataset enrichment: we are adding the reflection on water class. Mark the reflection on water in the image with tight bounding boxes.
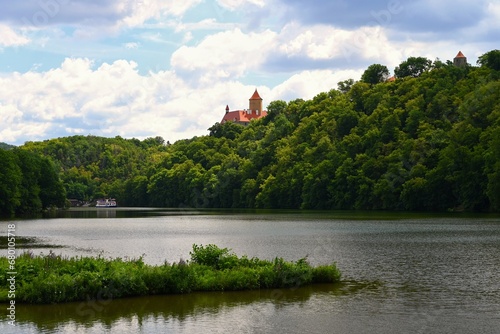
[96,209,116,219]
[10,282,377,334]
[39,207,213,219]
[1,210,500,334]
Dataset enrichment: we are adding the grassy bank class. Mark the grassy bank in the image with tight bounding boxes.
[0,244,340,304]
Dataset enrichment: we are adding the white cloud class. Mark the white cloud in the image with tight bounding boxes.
[171,28,277,82]
[465,1,500,40]
[137,32,172,44]
[0,57,275,145]
[182,31,194,43]
[0,104,50,144]
[0,24,30,46]
[175,18,238,33]
[272,21,481,73]
[1,0,203,39]
[1,54,362,145]
[278,23,398,63]
[124,42,140,49]
[0,58,149,143]
[119,0,204,28]
[217,0,266,10]
[270,69,363,102]
[69,0,204,38]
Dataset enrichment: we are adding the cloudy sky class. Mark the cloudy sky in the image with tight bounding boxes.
[0,0,498,145]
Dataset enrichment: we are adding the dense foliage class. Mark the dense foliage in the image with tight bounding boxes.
[0,244,340,303]
[0,149,66,215]
[20,135,168,207]
[0,142,15,150]
[9,50,500,212]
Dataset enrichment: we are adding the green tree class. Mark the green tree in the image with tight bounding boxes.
[12,150,43,213]
[208,122,244,140]
[485,126,500,210]
[361,64,389,85]
[394,57,432,78]
[38,158,67,209]
[0,150,22,214]
[348,82,370,113]
[337,79,355,93]
[121,176,149,206]
[477,49,500,71]
[264,100,287,123]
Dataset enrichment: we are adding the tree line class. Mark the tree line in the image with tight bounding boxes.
[2,50,499,213]
[0,148,66,215]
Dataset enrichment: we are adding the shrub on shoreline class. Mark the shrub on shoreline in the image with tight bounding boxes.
[0,245,341,304]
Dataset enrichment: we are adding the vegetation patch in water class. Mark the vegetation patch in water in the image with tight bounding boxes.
[0,244,340,304]
[0,236,64,249]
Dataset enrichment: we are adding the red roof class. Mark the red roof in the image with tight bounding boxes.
[455,51,466,58]
[221,109,267,124]
[250,89,262,100]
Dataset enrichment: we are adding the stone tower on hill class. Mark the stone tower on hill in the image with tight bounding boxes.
[453,51,467,67]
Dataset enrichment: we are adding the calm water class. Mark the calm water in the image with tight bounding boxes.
[1,209,500,333]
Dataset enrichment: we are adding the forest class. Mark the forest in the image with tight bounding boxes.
[1,50,499,214]
[0,148,66,214]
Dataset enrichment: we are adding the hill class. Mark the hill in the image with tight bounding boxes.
[21,135,168,206]
[15,50,500,212]
[0,142,15,150]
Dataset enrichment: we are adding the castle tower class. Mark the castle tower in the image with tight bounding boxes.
[453,51,467,67]
[249,89,263,114]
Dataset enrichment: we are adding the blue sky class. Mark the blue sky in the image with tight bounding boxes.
[0,0,499,145]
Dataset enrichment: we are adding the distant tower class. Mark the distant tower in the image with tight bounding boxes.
[249,89,263,114]
[454,51,467,67]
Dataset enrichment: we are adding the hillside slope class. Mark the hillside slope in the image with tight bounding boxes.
[21,54,500,212]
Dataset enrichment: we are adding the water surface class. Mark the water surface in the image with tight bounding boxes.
[1,209,500,333]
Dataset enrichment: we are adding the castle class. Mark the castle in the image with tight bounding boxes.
[221,89,268,126]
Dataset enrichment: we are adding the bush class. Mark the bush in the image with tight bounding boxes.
[190,244,237,269]
[0,245,341,304]
[272,257,313,288]
[312,264,342,283]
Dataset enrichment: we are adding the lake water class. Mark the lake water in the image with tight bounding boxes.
[1,209,500,333]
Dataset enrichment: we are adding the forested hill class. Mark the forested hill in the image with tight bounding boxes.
[13,51,500,212]
[0,142,15,150]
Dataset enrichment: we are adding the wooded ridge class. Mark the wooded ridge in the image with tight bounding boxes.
[1,50,499,213]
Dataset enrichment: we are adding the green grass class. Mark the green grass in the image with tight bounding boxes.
[0,245,341,304]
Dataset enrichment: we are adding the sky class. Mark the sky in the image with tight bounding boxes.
[0,0,499,145]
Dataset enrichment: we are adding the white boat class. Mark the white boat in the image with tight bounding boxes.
[96,198,117,207]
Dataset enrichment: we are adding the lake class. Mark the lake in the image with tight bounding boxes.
[1,208,500,333]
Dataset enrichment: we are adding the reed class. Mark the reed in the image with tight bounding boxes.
[0,245,340,304]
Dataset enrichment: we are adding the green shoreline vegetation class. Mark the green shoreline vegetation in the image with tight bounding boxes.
[0,244,341,304]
